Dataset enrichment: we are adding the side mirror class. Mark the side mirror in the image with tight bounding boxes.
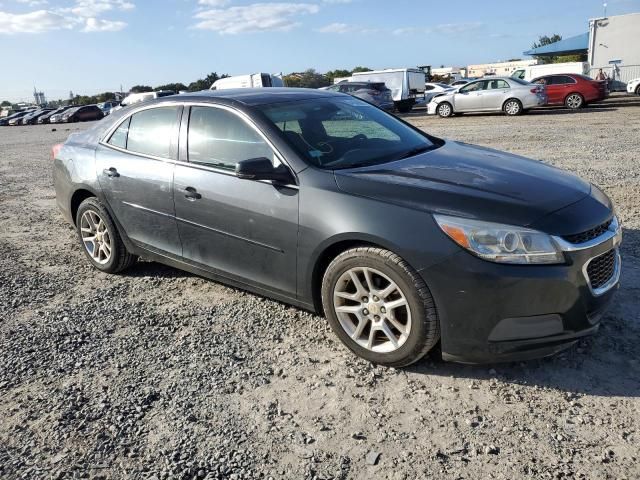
[236,157,294,184]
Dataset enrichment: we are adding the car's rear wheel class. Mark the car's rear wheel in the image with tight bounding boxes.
[565,93,584,109]
[321,247,439,367]
[437,102,453,118]
[76,198,137,273]
[503,99,523,116]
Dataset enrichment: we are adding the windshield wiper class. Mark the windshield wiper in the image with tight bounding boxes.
[394,145,433,161]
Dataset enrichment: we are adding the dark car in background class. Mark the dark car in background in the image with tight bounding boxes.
[21,108,54,125]
[61,105,104,123]
[38,106,76,124]
[0,110,32,126]
[531,74,607,109]
[53,89,621,367]
[325,82,394,111]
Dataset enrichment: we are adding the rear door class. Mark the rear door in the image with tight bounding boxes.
[96,105,183,256]
[173,104,299,297]
[482,79,510,110]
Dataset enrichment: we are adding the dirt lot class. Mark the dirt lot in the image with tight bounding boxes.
[1,96,639,480]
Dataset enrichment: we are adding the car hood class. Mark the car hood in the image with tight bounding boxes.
[333,140,596,232]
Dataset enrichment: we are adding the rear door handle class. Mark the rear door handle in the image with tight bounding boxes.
[103,167,119,178]
[184,186,202,200]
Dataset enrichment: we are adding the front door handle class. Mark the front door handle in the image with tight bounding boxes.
[103,167,119,178]
[184,186,202,201]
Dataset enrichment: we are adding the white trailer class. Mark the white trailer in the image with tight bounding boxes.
[511,62,590,82]
[210,73,284,90]
[351,68,426,112]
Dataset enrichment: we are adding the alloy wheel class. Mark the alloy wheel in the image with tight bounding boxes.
[505,100,521,115]
[438,104,452,117]
[566,94,583,109]
[80,210,112,265]
[333,267,412,353]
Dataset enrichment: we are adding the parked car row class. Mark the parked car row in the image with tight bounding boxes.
[0,105,104,126]
[426,73,608,117]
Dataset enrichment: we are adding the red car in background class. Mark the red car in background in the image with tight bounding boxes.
[531,74,607,109]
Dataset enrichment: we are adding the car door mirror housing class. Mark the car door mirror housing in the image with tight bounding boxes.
[236,157,294,184]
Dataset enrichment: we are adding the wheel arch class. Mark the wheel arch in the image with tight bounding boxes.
[309,235,403,314]
[70,187,99,225]
[502,97,522,110]
[564,91,584,104]
[438,100,454,114]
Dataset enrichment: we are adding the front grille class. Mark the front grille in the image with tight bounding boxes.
[587,249,616,289]
[563,219,612,244]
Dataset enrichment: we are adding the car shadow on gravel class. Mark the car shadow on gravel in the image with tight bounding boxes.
[410,227,640,398]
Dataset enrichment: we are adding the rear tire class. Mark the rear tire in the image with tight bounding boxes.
[565,93,584,109]
[437,102,454,118]
[321,247,440,367]
[503,99,523,116]
[75,198,137,273]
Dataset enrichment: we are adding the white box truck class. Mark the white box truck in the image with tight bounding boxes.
[350,68,426,112]
[210,73,284,90]
[511,62,590,82]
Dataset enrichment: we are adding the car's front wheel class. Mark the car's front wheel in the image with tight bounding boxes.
[321,247,439,367]
[75,198,137,273]
[437,102,453,118]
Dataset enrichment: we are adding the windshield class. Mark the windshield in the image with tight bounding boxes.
[258,97,438,170]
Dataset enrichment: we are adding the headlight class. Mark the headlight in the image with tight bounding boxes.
[434,214,563,264]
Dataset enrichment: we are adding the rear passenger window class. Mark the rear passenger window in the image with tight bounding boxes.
[187,106,274,170]
[108,117,130,149]
[126,107,179,159]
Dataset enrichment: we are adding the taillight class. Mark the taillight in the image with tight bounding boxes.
[530,87,540,93]
[51,143,63,161]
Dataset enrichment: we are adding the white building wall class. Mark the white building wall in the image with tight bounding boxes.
[467,59,537,78]
[589,12,640,83]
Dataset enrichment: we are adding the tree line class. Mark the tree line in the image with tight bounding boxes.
[1,67,375,109]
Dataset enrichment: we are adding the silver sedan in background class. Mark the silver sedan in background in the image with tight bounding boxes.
[427,77,547,117]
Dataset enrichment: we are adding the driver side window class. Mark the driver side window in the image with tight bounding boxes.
[187,106,275,170]
[460,81,484,93]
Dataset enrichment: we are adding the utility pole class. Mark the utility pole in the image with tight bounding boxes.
[603,2,607,17]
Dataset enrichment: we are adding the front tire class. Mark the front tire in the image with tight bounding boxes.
[503,99,523,116]
[321,247,440,367]
[437,102,454,118]
[635,85,640,96]
[565,93,584,109]
[75,198,137,273]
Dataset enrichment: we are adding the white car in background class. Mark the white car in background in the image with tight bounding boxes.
[424,82,455,102]
[626,77,640,95]
[111,90,176,112]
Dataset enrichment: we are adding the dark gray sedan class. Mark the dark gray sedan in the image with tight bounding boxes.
[53,89,621,366]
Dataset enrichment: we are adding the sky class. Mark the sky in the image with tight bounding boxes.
[1,0,640,102]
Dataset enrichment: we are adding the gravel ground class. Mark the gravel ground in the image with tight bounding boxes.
[1,95,639,480]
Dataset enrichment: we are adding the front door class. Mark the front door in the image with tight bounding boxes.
[454,80,487,111]
[173,105,299,298]
[96,105,183,256]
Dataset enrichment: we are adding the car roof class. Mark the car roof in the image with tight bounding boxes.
[161,88,339,107]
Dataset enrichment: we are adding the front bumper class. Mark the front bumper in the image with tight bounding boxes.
[427,102,438,115]
[420,220,622,363]
[627,82,639,94]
